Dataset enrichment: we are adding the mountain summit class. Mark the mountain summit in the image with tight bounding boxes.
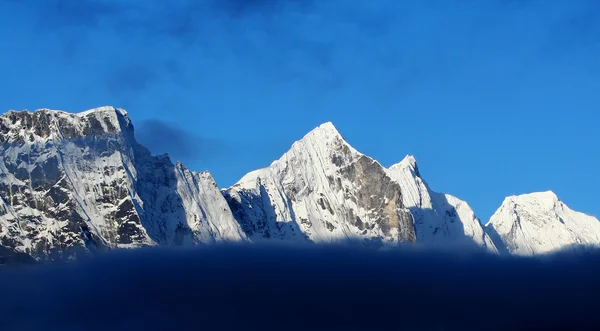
[225,122,415,246]
[485,191,600,255]
[224,122,494,251]
[387,155,496,251]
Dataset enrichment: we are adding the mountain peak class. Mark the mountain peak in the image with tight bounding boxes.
[317,121,336,130]
[526,190,558,199]
[303,121,341,141]
[286,121,361,159]
[488,190,600,255]
[391,154,417,168]
[76,105,128,117]
[389,154,420,178]
[504,190,560,207]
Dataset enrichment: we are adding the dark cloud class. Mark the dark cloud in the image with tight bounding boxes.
[135,119,225,163]
[1,244,600,331]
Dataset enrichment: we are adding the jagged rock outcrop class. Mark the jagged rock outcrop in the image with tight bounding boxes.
[0,107,245,260]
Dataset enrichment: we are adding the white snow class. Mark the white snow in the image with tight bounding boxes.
[226,121,410,245]
[387,155,497,252]
[486,191,600,255]
[0,107,246,258]
[226,122,498,250]
[174,164,246,243]
[76,106,128,117]
[2,109,598,259]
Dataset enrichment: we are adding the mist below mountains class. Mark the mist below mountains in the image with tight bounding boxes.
[2,243,600,331]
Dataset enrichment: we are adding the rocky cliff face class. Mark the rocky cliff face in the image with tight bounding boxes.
[224,122,416,247]
[387,155,497,252]
[0,107,245,260]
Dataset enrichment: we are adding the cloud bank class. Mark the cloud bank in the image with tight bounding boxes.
[1,244,600,331]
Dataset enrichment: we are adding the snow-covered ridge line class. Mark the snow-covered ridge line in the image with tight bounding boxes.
[4,106,127,117]
[385,155,496,252]
[225,120,597,255]
[224,120,498,251]
[1,106,597,260]
[225,119,416,246]
[0,106,133,146]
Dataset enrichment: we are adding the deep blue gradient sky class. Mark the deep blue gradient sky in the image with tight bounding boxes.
[0,0,598,222]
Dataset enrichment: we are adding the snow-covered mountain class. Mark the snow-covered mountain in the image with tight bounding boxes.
[485,191,600,255]
[387,155,497,252]
[1,107,598,261]
[223,122,497,251]
[0,107,245,260]
[223,122,416,247]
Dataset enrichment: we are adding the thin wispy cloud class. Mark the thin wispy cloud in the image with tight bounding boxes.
[5,0,597,110]
[9,0,596,100]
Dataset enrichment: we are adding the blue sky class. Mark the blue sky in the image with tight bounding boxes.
[0,0,598,221]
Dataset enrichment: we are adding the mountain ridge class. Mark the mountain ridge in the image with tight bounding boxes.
[1,106,598,261]
[0,106,246,261]
[385,154,497,251]
[224,117,416,246]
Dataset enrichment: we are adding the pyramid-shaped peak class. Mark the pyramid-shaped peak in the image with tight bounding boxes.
[307,121,340,136]
[319,121,336,129]
[393,155,417,169]
[271,121,363,167]
[298,121,347,146]
[389,154,421,177]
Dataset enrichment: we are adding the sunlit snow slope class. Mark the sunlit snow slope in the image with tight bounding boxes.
[223,122,416,247]
[486,191,600,255]
[387,155,496,252]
